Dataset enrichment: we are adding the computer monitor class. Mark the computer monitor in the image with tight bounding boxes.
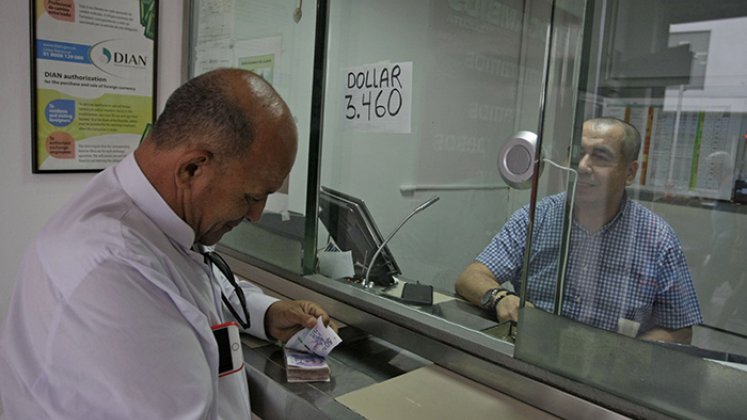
[318,186,400,286]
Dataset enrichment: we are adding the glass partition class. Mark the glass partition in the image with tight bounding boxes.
[313,0,589,338]
[317,0,541,291]
[188,0,586,340]
[188,0,747,416]
[515,0,747,417]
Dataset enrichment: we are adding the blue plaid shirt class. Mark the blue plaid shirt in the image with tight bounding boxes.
[476,193,703,334]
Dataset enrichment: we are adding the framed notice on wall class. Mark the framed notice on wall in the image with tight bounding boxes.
[30,0,158,173]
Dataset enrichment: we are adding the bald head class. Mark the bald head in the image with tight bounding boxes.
[135,69,298,244]
[148,68,295,160]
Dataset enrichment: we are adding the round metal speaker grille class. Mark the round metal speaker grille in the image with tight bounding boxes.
[497,131,540,189]
[506,145,532,175]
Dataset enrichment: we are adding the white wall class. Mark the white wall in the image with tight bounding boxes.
[0,2,186,324]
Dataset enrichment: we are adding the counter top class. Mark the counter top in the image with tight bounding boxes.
[242,326,557,419]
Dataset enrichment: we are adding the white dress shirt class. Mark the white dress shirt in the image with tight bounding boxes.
[0,153,278,419]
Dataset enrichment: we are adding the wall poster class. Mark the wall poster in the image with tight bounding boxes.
[31,0,158,172]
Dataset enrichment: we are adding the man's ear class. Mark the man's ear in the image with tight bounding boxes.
[175,150,213,186]
[625,160,639,186]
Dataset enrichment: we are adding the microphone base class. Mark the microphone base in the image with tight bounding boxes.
[400,283,434,306]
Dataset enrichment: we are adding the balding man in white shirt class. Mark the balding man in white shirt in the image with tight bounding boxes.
[0,68,333,419]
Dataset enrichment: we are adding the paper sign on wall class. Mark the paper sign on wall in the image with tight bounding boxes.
[343,61,412,133]
[235,36,282,84]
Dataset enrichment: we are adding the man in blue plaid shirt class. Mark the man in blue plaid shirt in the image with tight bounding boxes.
[456,117,702,343]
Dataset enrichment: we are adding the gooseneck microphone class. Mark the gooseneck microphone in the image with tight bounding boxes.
[362,196,440,288]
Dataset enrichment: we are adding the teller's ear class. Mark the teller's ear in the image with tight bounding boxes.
[625,160,639,186]
[176,149,214,186]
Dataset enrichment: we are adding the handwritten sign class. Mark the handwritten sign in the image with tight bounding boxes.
[343,61,412,133]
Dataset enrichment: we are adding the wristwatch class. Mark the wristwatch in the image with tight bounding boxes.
[479,288,503,311]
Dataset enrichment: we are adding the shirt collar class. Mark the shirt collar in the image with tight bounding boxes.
[193,243,215,255]
[115,152,195,250]
[572,191,630,235]
[605,191,630,227]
